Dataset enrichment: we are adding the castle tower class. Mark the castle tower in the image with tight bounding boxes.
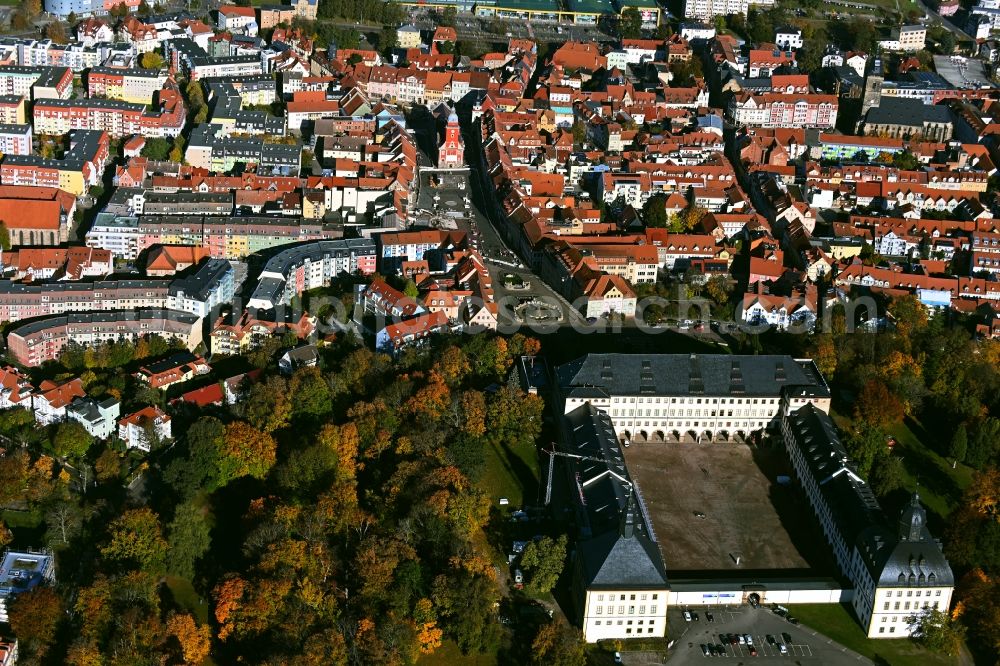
[437,113,464,169]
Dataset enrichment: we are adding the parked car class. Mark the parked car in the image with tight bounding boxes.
[766,634,776,644]
[749,646,757,657]
[614,651,623,663]
[737,635,746,645]
[691,611,699,621]
[744,634,753,645]
[706,611,714,622]
[683,610,692,621]
[779,644,789,655]
[782,632,792,643]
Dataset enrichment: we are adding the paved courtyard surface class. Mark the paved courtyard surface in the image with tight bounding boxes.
[661,605,873,665]
[623,441,813,572]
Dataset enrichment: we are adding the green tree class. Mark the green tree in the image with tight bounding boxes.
[519,535,567,594]
[966,417,1000,469]
[571,119,587,145]
[439,6,457,26]
[380,24,398,54]
[141,137,171,161]
[52,421,94,460]
[642,194,668,228]
[289,365,332,419]
[893,150,920,171]
[101,508,168,573]
[0,221,10,251]
[619,6,642,40]
[949,423,968,466]
[938,31,955,54]
[868,452,904,498]
[909,608,965,656]
[845,424,884,478]
[167,501,212,579]
[403,278,420,299]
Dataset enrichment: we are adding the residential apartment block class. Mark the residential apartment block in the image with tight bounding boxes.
[209,311,315,355]
[6,309,203,367]
[33,80,185,138]
[87,67,169,104]
[1,129,110,196]
[86,214,341,261]
[248,238,377,309]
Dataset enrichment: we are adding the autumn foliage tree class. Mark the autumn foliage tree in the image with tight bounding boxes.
[220,421,277,482]
[8,586,63,658]
[855,380,904,430]
[167,613,211,664]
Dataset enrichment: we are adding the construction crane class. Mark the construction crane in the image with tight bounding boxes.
[544,445,633,506]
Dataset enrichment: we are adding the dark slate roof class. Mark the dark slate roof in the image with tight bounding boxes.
[565,403,668,590]
[579,529,669,590]
[557,354,829,400]
[785,404,884,546]
[168,258,232,300]
[786,404,954,589]
[141,350,201,374]
[866,97,953,127]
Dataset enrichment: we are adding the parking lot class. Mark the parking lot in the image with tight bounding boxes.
[664,606,870,665]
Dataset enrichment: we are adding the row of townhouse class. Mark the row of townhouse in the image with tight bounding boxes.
[1,246,113,281]
[835,258,1000,304]
[729,92,839,129]
[0,259,233,323]
[85,213,341,260]
[351,64,493,106]
[32,80,185,138]
[3,37,129,71]
[6,308,203,367]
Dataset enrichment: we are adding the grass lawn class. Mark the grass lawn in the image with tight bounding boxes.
[888,417,974,521]
[418,639,498,666]
[788,603,958,666]
[827,408,973,524]
[479,439,540,508]
[165,576,210,625]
